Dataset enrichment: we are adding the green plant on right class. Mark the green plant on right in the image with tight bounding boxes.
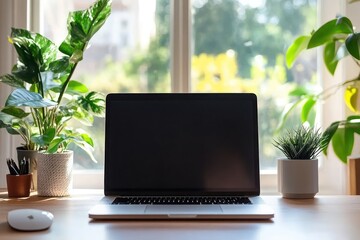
[273,126,329,160]
[281,0,360,163]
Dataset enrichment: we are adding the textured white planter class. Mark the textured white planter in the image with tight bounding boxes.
[278,158,318,199]
[37,151,73,197]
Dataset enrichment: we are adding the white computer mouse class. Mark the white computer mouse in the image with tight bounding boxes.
[7,209,54,231]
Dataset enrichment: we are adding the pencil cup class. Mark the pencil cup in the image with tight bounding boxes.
[6,174,32,198]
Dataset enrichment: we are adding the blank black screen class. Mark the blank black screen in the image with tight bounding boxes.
[104,93,260,196]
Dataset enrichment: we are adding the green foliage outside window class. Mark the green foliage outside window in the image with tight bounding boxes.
[69,0,317,169]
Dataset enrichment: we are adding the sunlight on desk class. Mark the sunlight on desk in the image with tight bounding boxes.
[1,190,360,240]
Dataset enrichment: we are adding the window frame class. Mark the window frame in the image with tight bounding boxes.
[0,0,351,194]
[0,0,30,188]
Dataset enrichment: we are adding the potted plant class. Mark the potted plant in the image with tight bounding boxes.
[274,126,329,198]
[282,0,360,164]
[0,0,112,196]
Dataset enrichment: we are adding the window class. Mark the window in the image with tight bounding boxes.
[0,0,351,193]
[191,0,317,170]
[40,0,317,172]
[42,0,171,170]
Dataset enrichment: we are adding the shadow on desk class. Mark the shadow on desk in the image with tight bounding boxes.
[89,219,274,224]
[0,222,10,232]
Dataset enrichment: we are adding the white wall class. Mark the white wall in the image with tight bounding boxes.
[0,0,28,188]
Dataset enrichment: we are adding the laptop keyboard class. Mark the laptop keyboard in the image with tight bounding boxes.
[112,196,252,205]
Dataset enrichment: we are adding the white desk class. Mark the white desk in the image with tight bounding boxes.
[1,190,359,240]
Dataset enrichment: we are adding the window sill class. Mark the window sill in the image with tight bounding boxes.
[73,169,279,193]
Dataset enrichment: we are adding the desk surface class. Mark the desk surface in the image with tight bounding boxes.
[1,190,360,240]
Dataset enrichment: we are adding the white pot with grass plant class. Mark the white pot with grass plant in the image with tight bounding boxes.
[273,126,328,199]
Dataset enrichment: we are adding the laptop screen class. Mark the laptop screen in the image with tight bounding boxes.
[104,93,260,196]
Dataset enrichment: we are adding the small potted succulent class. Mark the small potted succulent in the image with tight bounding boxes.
[273,126,329,198]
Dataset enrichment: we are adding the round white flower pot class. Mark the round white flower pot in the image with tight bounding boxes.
[277,158,318,199]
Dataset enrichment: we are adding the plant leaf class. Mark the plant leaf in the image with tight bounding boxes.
[78,91,105,116]
[331,127,354,163]
[59,0,112,56]
[322,121,340,156]
[347,115,360,134]
[323,41,338,75]
[11,28,57,71]
[75,140,97,163]
[308,17,353,49]
[335,43,349,61]
[47,137,65,153]
[0,74,25,88]
[73,107,94,126]
[11,64,38,84]
[49,56,70,73]
[1,106,29,118]
[0,111,18,125]
[6,88,57,108]
[345,32,360,60]
[68,130,96,162]
[66,80,89,94]
[301,97,317,123]
[286,35,310,68]
[289,86,311,97]
[80,132,94,147]
[31,128,56,146]
[69,49,83,64]
[336,16,354,32]
[276,98,304,132]
[41,71,61,93]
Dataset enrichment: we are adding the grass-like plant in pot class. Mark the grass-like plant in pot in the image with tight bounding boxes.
[0,0,111,159]
[274,126,329,198]
[273,126,328,160]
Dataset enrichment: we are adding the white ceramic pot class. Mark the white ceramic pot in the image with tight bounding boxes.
[37,151,73,197]
[277,158,318,199]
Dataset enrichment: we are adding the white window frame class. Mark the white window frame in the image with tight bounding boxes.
[0,0,353,194]
[0,0,30,188]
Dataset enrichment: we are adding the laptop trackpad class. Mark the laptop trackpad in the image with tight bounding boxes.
[145,205,222,215]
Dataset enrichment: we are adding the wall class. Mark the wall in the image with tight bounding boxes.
[0,0,28,187]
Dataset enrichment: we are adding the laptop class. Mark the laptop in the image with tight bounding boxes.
[89,93,274,220]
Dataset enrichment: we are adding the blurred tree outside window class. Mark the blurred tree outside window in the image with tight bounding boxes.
[41,0,317,170]
[191,0,317,169]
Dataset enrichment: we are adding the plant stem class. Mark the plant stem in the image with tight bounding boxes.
[317,74,360,100]
[57,62,78,105]
[31,108,43,135]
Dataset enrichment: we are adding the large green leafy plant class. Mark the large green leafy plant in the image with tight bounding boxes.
[282,0,360,163]
[0,0,111,161]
